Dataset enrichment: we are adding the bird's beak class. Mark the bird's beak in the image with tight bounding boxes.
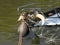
[36,14,45,25]
[17,15,25,21]
[17,16,22,21]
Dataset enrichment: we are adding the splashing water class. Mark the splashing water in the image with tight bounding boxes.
[34,26,60,45]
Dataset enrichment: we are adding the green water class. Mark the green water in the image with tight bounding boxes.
[0,0,60,45]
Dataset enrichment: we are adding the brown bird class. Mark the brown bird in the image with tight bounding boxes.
[18,15,29,45]
[17,11,45,45]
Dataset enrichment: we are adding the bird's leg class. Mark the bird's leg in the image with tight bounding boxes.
[18,32,23,45]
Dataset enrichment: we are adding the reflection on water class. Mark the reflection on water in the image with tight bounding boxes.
[0,32,17,45]
[0,30,39,45]
[34,26,60,45]
[0,26,60,45]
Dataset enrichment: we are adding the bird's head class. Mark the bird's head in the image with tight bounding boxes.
[17,15,25,21]
[17,12,26,21]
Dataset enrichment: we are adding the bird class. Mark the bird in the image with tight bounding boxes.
[17,15,30,45]
[17,11,45,45]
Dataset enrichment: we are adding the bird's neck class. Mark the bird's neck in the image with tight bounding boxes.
[21,19,25,23]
